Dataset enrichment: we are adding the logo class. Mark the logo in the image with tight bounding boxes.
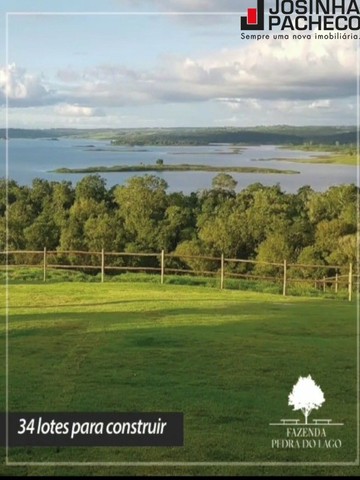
[241,0,265,30]
[270,375,344,450]
[288,374,325,424]
[240,0,360,33]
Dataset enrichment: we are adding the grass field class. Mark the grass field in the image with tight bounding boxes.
[0,281,358,476]
[281,145,358,165]
[288,154,357,166]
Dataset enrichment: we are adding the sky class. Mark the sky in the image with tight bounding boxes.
[0,0,358,128]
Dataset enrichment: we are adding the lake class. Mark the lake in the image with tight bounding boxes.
[0,138,357,193]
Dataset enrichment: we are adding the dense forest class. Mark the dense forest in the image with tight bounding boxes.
[1,126,357,146]
[109,127,357,147]
[0,174,358,278]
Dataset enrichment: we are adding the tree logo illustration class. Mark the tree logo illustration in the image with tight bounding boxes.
[288,375,325,424]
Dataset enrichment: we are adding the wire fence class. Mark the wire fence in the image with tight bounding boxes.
[0,249,358,301]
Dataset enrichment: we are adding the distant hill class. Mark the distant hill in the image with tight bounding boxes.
[0,128,117,139]
[0,126,357,145]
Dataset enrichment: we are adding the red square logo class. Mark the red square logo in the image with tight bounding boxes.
[247,8,257,24]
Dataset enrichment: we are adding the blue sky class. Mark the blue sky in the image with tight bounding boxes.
[0,0,358,128]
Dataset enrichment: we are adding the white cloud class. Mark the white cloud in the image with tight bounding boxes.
[54,104,105,117]
[57,69,82,83]
[120,0,279,25]
[126,0,279,13]
[182,37,356,101]
[54,36,355,110]
[2,35,356,126]
[126,0,245,11]
[217,97,262,111]
[308,99,331,109]
[0,64,53,106]
[214,115,240,124]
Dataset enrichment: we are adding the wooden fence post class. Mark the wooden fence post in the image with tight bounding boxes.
[43,247,47,282]
[323,276,326,292]
[283,260,287,296]
[161,250,165,285]
[101,249,105,283]
[348,263,353,302]
[221,254,225,290]
[335,273,338,294]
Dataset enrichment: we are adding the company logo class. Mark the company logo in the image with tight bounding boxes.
[270,375,344,450]
[288,374,325,424]
[241,0,265,30]
[240,0,360,33]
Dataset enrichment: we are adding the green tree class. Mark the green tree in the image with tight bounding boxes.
[24,211,60,250]
[7,201,35,250]
[242,185,292,248]
[59,218,85,252]
[212,173,237,192]
[307,184,357,224]
[51,181,75,228]
[294,245,327,279]
[255,232,294,276]
[315,219,355,258]
[159,205,193,252]
[0,179,22,216]
[114,175,169,250]
[60,198,108,251]
[29,178,53,216]
[84,214,124,252]
[328,234,357,273]
[173,239,217,273]
[75,175,107,202]
[198,200,249,258]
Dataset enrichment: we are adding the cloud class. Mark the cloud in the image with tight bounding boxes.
[308,99,331,109]
[119,0,270,26]
[153,0,242,10]
[0,64,56,107]
[3,35,357,116]
[145,37,355,105]
[271,98,355,125]
[177,37,356,101]
[126,0,245,11]
[212,96,356,126]
[216,98,262,111]
[54,104,105,117]
[121,0,279,24]
[53,36,355,110]
[125,0,279,13]
[57,69,82,83]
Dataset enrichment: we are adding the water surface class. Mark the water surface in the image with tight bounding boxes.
[0,139,357,193]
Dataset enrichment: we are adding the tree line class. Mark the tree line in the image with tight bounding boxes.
[2,126,357,145]
[110,127,357,147]
[0,174,357,278]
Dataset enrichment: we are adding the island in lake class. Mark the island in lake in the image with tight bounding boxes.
[51,163,300,175]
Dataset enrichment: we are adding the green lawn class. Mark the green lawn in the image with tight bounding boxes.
[280,145,357,165]
[0,282,358,476]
